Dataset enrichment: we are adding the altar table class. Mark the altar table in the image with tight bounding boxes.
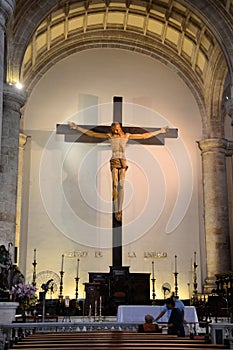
[117,305,198,324]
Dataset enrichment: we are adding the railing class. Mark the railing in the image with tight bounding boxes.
[210,323,233,348]
[0,321,140,350]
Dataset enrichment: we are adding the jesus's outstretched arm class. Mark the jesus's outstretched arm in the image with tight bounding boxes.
[128,126,168,140]
[68,121,109,139]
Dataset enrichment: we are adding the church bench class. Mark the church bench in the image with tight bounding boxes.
[10,332,227,350]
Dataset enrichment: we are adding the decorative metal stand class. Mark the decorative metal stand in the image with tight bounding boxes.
[88,304,92,321]
[75,276,79,299]
[32,260,37,287]
[151,278,156,305]
[187,282,191,300]
[75,258,80,309]
[174,272,179,297]
[75,259,80,301]
[193,252,198,297]
[59,270,64,302]
[75,276,80,309]
[99,297,103,322]
[151,261,156,305]
[174,255,179,297]
[94,300,97,322]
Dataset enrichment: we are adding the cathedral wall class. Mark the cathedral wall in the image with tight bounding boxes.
[22,48,203,299]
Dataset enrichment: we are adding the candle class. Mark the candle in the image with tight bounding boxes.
[175,255,177,273]
[99,296,102,318]
[61,254,64,272]
[34,249,36,262]
[65,296,70,307]
[82,300,85,317]
[152,261,155,279]
[95,300,97,316]
[77,258,80,277]
[89,304,92,316]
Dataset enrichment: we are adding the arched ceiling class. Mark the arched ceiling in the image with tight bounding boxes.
[7,0,233,135]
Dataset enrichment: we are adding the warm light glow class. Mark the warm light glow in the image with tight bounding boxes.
[15,82,23,90]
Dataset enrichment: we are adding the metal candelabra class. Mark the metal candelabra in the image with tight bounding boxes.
[151,277,156,305]
[59,270,64,302]
[193,261,198,297]
[174,255,179,297]
[32,260,37,286]
[151,261,156,304]
[75,276,81,310]
[99,297,103,322]
[32,248,37,286]
[174,272,179,297]
[75,276,80,300]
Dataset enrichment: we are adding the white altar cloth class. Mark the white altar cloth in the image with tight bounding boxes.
[117,305,198,323]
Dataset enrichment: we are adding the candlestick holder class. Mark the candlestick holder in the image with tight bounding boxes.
[99,306,103,322]
[151,277,156,305]
[88,304,92,321]
[75,276,81,309]
[59,270,64,302]
[32,260,37,287]
[187,282,191,300]
[193,261,198,297]
[174,272,179,297]
[94,301,97,322]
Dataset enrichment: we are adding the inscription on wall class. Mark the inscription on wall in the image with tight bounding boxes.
[64,251,168,259]
[144,252,167,258]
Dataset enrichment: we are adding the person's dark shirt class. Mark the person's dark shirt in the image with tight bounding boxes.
[168,308,185,337]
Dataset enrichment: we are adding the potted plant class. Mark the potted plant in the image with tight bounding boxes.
[0,244,26,323]
[10,283,37,321]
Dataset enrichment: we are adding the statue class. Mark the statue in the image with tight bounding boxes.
[69,122,168,221]
[0,244,12,291]
[0,244,24,298]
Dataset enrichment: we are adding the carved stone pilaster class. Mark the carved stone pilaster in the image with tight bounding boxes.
[198,138,231,292]
[225,97,233,120]
[0,0,15,29]
[0,1,16,153]
[0,83,27,247]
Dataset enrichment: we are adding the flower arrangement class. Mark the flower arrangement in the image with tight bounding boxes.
[10,283,37,315]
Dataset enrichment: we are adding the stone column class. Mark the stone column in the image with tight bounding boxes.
[226,95,233,122]
[198,138,231,292]
[0,83,26,248]
[225,94,233,268]
[15,133,28,265]
[0,0,15,152]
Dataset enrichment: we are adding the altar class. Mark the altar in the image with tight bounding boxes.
[117,305,198,324]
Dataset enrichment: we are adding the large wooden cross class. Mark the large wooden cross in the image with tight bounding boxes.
[56,97,178,268]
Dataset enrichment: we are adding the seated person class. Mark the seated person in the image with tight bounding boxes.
[138,314,161,333]
[166,298,185,337]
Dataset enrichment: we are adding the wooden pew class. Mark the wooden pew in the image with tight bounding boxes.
[11,331,228,350]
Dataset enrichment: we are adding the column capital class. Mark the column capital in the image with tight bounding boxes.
[0,0,15,29]
[198,138,228,153]
[3,83,27,113]
[226,140,233,156]
[19,133,28,149]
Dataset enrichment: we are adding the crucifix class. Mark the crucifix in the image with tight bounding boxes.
[57,97,178,268]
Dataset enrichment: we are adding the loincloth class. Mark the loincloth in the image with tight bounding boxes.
[110,158,128,171]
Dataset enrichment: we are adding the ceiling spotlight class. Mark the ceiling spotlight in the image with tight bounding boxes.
[15,82,23,90]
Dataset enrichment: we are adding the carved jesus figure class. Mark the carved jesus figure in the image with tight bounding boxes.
[69,122,168,221]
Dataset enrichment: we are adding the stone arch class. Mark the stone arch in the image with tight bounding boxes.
[6,0,233,134]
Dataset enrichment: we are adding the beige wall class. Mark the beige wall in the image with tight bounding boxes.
[22,48,203,300]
